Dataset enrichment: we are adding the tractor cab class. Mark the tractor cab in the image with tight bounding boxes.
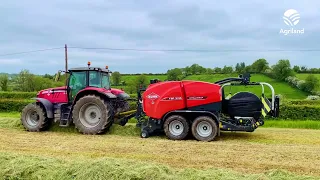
[66,63,112,102]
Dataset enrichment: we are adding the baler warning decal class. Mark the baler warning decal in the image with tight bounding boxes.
[162,97,182,101]
[261,97,272,117]
[187,96,207,100]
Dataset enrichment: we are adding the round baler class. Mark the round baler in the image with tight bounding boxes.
[119,73,280,141]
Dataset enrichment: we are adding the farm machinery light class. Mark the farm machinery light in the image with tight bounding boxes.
[20,62,280,142]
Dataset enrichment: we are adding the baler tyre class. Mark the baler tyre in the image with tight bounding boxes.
[20,103,52,132]
[163,115,189,140]
[191,116,218,142]
[72,95,114,134]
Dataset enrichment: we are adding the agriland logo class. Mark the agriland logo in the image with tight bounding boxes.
[279,9,304,35]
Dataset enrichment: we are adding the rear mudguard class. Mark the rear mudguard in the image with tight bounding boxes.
[32,98,54,118]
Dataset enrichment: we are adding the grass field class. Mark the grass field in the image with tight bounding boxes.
[296,74,320,80]
[113,74,308,99]
[0,113,320,179]
[184,74,308,99]
[296,73,320,91]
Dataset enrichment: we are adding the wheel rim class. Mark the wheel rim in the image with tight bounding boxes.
[169,120,184,136]
[196,121,212,137]
[79,103,102,128]
[26,110,40,127]
[141,132,147,137]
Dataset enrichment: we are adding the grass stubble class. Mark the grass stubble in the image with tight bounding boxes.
[0,114,319,179]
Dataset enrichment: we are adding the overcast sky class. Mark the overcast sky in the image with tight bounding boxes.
[0,0,319,74]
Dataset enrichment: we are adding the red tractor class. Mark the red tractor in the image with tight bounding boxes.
[20,62,130,134]
[120,73,280,141]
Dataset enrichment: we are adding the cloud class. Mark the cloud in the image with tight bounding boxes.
[0,59,22,65]
[0,0,319,74]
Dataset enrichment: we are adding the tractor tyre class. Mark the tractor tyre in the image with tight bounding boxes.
[191,116,218,142]
[163,115,189,140]
[72,95,114,134]
[20,103,52,132]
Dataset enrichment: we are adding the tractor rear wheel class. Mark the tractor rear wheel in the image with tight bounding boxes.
[191,116,218,142]
[163,115,189,140]
[72,95,114,134]
[20,103,52,132]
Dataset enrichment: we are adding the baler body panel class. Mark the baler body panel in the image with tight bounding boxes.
[182,81,221,108]
[142,81,222,119]
[143,81,186,119]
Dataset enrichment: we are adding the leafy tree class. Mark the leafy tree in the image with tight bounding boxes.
[0,74,8,91]
[167,68,183,80]
[127,74,148,94]
[213,67,222,73]
[235,62,246,73]
[293,65,300,73]
[111,71,121,85]
[190,64,206,75]
[244,65,252,73]
[272,59,294,81]
[43,74,54,79]
[14,70,36,92]
[251,59,269,73]
[300,66,307,72]
[206,68,214,74]
[182,66,192,76]
[310,68,319,74]
[222,66,233,74]
[302,75,320,93]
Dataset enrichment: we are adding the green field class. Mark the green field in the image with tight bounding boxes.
[184,74,308,99]
[116,74,308,99]
[121,74,168,82]
[296,74,320,80]
[0,113,320,179]
[296,73,320,91]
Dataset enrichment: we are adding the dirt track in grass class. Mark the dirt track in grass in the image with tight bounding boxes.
[0,124,319,177]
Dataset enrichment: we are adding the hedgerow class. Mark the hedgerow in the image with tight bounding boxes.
[277,104,320,120]
[0,91,138,99]
[0,98,138,112]
[1,91,319,120]
[0,91,37,99]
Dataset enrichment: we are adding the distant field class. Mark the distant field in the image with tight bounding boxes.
[121,74,168,82]
[296,73,320,80]
[112,74,308,99]
[296,73,320,91]
[184,74,308,99]
[112,74,168,92]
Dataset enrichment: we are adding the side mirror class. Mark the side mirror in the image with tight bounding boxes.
[54,71,61,82]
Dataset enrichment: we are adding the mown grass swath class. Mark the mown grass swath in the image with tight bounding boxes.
[1,152,318,180]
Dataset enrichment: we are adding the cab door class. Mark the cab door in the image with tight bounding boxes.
[67,71,87,102]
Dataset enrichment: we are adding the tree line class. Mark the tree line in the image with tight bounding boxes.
[0,58,319,95]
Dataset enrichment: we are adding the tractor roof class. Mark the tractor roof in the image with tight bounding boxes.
[68,67,111,73]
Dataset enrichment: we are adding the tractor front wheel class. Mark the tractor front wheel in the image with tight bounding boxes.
[20,103,52,132]
[163,115,189,140]
[72,95,114,134]
[191,116,218,142]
